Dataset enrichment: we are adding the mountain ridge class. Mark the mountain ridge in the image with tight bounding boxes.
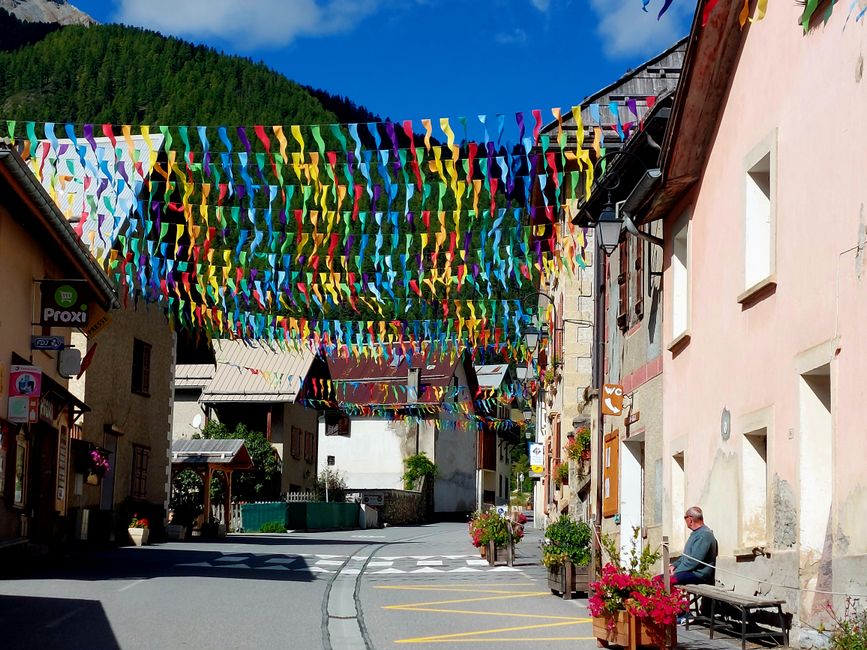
[0,0,94,25]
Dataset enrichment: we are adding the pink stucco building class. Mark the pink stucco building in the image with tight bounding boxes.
[652,2,867,644]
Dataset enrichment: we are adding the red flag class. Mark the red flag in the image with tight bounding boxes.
[77,342,99,379]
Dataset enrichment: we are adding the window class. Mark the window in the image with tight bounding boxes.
[304,431,315,463]
[131,445,149,499]
[670,217,690,341]
[744,139,776,291]
[616,235,646,331]
[290,427,301,459]
[131,339,151,396]
[741,428,768,546]
[671,451,686,550]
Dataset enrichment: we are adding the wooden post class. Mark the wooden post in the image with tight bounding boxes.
[627,610,638,650]
[203,465,212,526]
[224,470,233,531]
[564,561,573,600]
[662,535,670,594]
[487,540,495,566]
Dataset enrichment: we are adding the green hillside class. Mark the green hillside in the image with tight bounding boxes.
[0,12,380,126]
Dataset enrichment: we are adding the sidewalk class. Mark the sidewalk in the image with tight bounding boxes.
[515,514,751,650]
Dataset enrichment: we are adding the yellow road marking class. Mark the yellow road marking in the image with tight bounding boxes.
[380,580,592,644]
[396,637,597,644]
[396,620,588,643]
[376,585,536,594]
[385,592,550,609]
[387,606,588,621]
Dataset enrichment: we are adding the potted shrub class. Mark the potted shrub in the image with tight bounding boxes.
[128,513,150,546]
[589,529,685,648]
[577,426,592,461]
[555,462,569,487]
[468,509,522,559]
[542,515,592,599]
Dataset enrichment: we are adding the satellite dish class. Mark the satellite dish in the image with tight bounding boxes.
[192,414,203,429]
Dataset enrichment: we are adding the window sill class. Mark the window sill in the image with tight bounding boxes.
[667,330,691,353]
[733,544,772,561]
[737,275,777,307]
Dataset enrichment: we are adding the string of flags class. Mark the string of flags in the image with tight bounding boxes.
[3,108,639,357]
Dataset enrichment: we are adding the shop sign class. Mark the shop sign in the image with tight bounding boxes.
[31,335,66,351]
[528,442,544,478]
[40,280,93,327]
[601,383,625,416]
[8,366,42,424]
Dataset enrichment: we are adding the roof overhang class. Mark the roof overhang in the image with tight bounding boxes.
[0,143,118,310]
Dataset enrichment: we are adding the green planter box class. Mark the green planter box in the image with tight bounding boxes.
[287,503,360,530]
[240,502,287,532]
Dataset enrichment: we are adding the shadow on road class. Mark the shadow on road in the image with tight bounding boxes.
[0,594,120,649]
[0,535,423,584]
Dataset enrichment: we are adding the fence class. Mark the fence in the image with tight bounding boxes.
[212,492,316,532]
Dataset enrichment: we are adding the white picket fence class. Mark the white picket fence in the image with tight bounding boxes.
[212,492,315,532]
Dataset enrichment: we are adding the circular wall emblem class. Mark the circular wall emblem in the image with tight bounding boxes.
[54,284,78,308]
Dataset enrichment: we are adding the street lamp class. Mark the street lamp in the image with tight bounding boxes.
[596,192,623,257]
[520,291,558,366]
[521,324,541,353]
[579,149,664,256]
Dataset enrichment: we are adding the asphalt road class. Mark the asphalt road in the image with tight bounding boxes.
[0,520,598,649]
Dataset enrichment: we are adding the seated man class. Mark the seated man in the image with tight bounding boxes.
[670,506,717,585]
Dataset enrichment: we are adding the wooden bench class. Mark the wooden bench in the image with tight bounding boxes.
[683,584,790,650]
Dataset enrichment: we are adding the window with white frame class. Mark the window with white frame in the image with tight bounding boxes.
[745,158,773,288]
[741,428,768,546]
[743,133,776,291]
[671,217,690,340]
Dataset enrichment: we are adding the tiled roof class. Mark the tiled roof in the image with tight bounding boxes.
[199,339,314,403]
[171,438,254,469]
[174,363,215,388]
[326,347,462,406]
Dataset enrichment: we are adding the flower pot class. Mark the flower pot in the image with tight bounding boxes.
[547,561,590,599]
[128,527,149,546]
[633,616,677,650]
[593,611,630,647]
[479,545,487,558]
[86,472,100,486]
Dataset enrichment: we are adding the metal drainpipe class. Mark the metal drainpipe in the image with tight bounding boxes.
[593,233,605,543]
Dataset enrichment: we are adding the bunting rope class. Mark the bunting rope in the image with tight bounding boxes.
[3,107,664,356]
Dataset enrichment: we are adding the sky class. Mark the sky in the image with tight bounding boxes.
[69,0,693,124]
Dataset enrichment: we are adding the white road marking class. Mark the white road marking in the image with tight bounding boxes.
[118,579,146,592]
[449,567,483,573]
[466,559,490,566]
[411,567,444,573]
[316,560,344,566]
[416,560,443,566]
[45,608,82,628]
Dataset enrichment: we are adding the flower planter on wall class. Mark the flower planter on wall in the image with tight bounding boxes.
[547,561,590,599]
[128,528,149,546]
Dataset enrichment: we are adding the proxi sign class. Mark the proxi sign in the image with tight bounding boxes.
[41,280,92,327]
[601,384,625,416]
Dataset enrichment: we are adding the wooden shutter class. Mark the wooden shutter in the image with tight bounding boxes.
[633,237,644,321]
[617,240,629,330]
[602,430,620,517]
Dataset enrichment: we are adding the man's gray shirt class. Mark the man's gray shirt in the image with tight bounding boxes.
[674,525,718,582]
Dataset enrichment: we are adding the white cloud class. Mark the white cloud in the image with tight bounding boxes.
[589,0,692,58]
[113,0,380,50]
[530,0,551,11]
[495,28,528,45]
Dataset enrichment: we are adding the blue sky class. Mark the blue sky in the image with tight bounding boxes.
[70,0,692,123]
